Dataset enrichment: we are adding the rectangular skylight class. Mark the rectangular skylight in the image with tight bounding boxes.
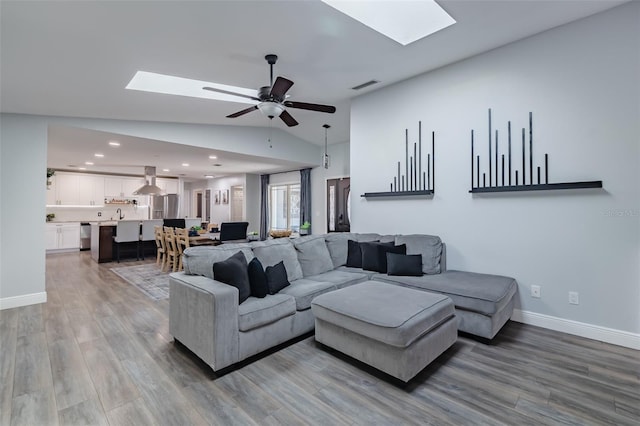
[321,0,455,46]
[126,71,258,104]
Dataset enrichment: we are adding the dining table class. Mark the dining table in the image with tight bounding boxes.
[188,232,221,246]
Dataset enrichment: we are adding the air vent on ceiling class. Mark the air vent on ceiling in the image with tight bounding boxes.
[351,80,380,90]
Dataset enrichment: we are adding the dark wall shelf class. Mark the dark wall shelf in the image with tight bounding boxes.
[362,190,434,198]
[470,181,602,193]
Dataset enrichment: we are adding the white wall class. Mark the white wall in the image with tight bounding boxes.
[0,114,319,309]
[311,142,350,234]
[351,3,639,342]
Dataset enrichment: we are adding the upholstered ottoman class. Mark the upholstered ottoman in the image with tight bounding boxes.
[311,281,457,382]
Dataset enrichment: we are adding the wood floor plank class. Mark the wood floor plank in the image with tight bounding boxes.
[16,303,44,337]
[121,353,208,426]
[80,337,141,411]
[57,397,109,426]
[48,338,99,411]
[105,397,159,426]
[65,307,105,344]
[0,310,17,426]
[12,331,53,397]
[181,380,259,426]
[10,388,58,426]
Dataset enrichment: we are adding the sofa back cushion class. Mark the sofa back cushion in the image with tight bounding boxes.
[293,235,334,277]
[324,232,354,268]
[252,241,304,282]
[395,234,443,274]
[183,245,254,279]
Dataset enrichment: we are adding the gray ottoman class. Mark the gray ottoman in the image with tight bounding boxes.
[311,281,457,382]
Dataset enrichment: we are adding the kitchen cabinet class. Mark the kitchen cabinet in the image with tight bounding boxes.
[46,222,80,252]
[47,173,106,206]
[105,176,145,198]
[78,175,105,205]
[157,178,179,194]
[91,223,115,263]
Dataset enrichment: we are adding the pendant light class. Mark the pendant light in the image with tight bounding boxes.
[323,124,330,169]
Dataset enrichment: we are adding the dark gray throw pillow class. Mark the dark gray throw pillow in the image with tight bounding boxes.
[387,253,423,276]
[265,261,290,294]
[247,257,269,298]
[360,242,406,273]
[345,239,363,268]
[213,251,251,303]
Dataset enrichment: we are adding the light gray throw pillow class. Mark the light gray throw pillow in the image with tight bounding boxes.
[293,236,334,277]
[395,234,442,275]
[253,241,304,282]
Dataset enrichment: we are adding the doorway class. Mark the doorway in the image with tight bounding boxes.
[327,177,350,232]
[230,185,244,222]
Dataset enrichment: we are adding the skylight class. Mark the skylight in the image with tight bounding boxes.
[321,0,455,46]
[126,71,258,104]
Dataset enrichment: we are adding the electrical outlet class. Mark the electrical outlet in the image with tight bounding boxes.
[569,291,579,305]
[531,285,541,298]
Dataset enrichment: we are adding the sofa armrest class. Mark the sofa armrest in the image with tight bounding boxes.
[169,272,239,371]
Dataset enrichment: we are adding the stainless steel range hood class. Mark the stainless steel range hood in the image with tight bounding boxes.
[133,166,166,196]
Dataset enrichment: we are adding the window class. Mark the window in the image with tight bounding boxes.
[269,183,300,232]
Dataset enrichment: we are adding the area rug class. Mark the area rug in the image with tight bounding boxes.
[111,263,169,301]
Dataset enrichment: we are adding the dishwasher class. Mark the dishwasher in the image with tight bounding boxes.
[80,222,91,251]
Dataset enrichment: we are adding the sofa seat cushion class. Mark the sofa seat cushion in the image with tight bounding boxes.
[279,279,337,311]
[311,281,455,348]
[373,270,517,316]
[238,294,296,332]
[335,266,379,279]
[306,270,369,289]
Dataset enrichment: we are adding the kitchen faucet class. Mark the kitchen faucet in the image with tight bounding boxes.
[116,208,125,220]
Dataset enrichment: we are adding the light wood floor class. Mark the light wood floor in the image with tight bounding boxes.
[1,252,638,425]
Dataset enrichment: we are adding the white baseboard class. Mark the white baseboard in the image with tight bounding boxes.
[512,309,640,350]
[0,292,47,310]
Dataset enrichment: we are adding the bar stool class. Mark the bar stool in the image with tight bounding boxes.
[113,220,141,262]
[140,219,162,260]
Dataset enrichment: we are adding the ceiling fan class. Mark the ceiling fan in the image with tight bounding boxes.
[203,54,336,127]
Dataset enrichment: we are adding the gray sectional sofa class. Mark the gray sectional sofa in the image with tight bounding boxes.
[169,233,517,373]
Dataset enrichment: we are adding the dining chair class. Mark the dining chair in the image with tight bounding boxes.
[163,226,179,272]
[154,226,166,267]
[174,227,190,271]
[113,220,141,262]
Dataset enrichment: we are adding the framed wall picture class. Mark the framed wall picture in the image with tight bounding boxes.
[214,190,221,205]
[222,189,229,204]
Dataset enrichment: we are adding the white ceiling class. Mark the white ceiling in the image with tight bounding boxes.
[1,0,627,179]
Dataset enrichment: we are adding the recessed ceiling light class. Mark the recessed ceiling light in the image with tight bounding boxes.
[108,141,120,147]
[162,168,170,172]
[204,175,214,178]
[126,71,259,103]
[321,0,455,46]
[94,153,104,158]
[85,161,94,165]
[209,155,217,160]
[78,167,87,170]
[182,163,189,167]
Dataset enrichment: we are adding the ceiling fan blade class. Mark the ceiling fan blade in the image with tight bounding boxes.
[270,77,294,99]
[227,105,258,118]
[279,110,299,127]
[284,101,336,114]
[203,86,260,102]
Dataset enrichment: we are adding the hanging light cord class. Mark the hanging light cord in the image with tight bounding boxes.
[323,124,330,169]
[268,117,273,148]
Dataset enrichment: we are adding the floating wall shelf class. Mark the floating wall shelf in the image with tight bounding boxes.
[361,121,435,199]
[469,109,603,194]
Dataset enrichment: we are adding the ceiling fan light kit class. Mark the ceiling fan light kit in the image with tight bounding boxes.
[202,54,336,127]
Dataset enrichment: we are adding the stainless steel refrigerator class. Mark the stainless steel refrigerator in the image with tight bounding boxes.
[151,194,179,219]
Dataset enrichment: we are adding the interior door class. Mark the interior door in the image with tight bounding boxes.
[327,177,350,233]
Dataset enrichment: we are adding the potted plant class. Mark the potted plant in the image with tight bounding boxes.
[46,168,55,188]
[299,221,311,236]
[46,213,55,222]
[247,231,259,241]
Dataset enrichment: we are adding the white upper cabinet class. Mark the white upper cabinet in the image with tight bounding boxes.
[104,176,145,198]
[157,178,179,194]
[56,173,80,205]
[78,175,105,205]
